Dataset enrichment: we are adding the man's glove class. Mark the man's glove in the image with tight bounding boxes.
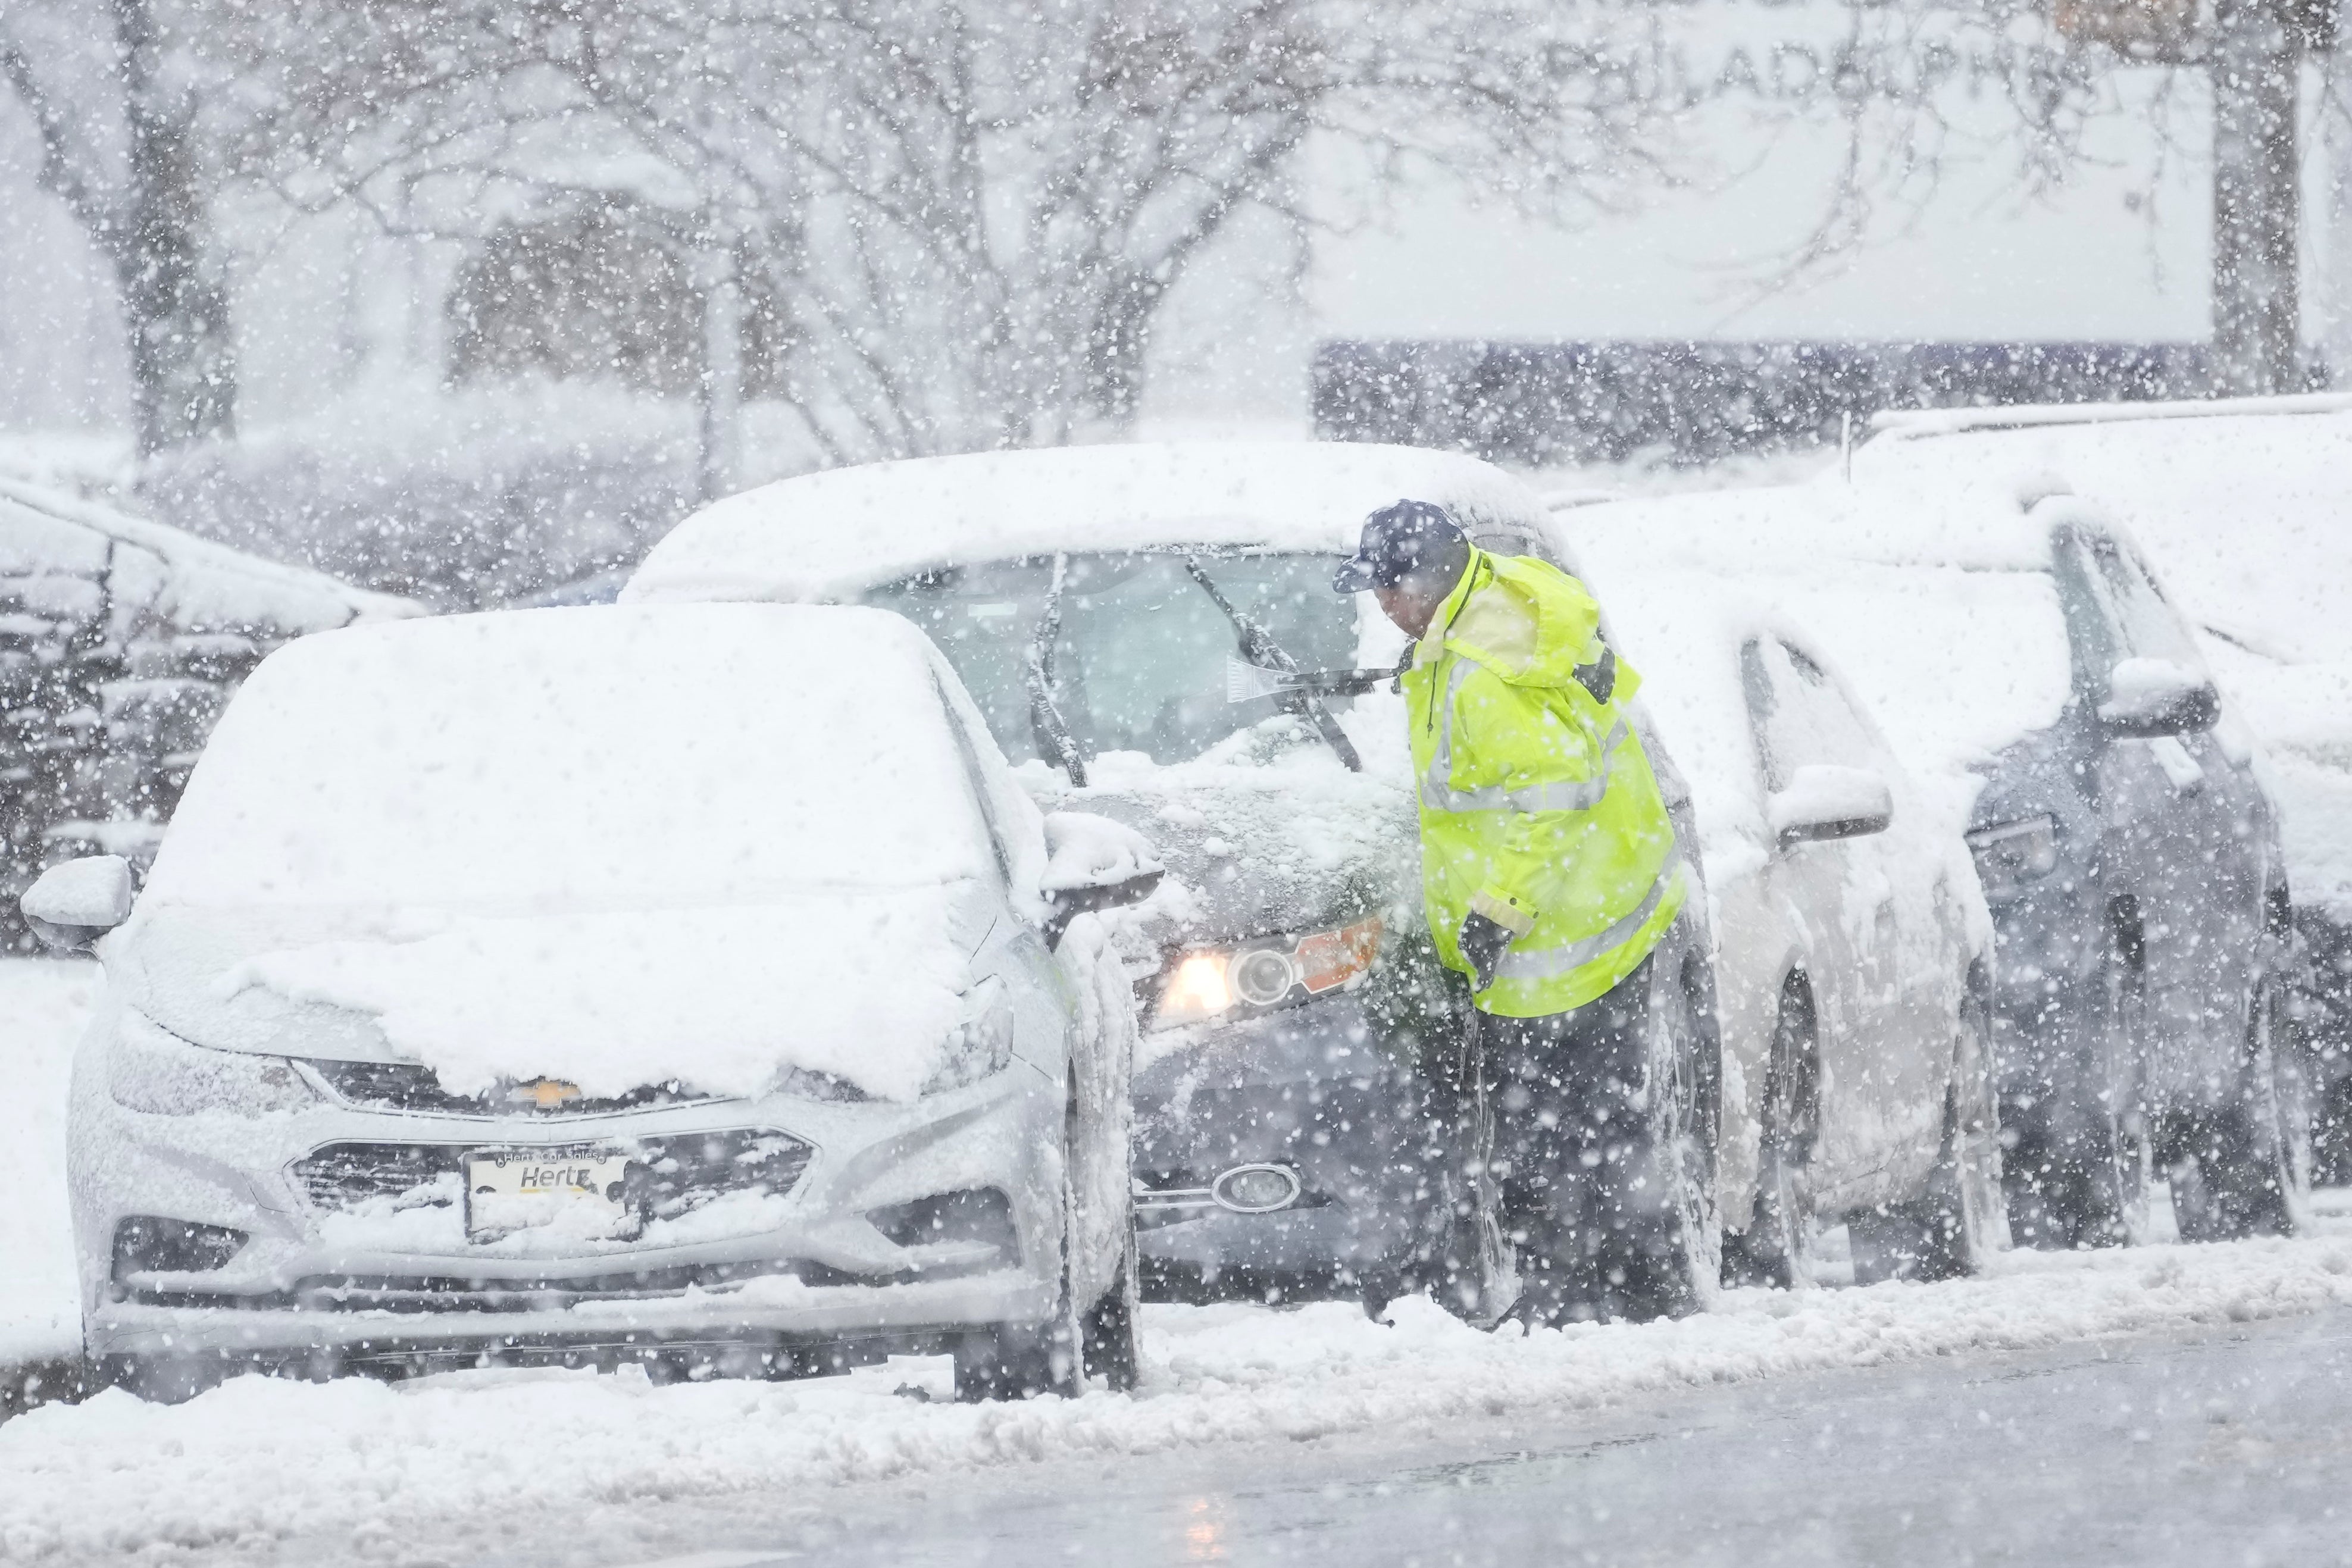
[1458,910,1515,993]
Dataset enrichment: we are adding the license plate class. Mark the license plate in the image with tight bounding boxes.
[464,1149,638,1242]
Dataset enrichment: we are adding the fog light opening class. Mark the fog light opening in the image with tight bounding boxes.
[1211,1163,1303,1215]
[111,1216,249,1280]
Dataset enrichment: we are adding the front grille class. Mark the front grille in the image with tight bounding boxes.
[292,1130,816,1225]
[303,1059,712,1117]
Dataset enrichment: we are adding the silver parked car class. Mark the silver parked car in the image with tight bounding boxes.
[1554,542,2007,1283]
[25,603,1156,1400]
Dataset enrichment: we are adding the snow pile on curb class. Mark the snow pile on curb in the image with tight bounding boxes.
[4,1226,2350,1562]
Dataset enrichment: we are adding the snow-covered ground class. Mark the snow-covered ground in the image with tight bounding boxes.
[5,947,2352,1562]
[3,1223,2351,1562]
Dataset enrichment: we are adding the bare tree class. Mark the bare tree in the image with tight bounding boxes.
[0,0,237,455]
[234,0,1681,465]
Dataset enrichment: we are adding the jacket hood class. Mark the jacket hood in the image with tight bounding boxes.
[1426,550,1641,702]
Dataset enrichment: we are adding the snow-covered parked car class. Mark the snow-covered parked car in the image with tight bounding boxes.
[0,477,418,948]
[1555,542,2007,1283]
[1846,395,2352,1185]
[1575,470,2295,1250]
[623,443,1722,1313]
[22,603,1156,1401]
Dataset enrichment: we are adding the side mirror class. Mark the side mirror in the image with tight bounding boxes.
[2097,658,2219,737]
[21,855,135,951]
[1040,811,1163,947]
[1768,765,1894,849]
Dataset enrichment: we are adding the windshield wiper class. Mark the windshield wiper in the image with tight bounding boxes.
[1183,556,1362,772]
[1026,552,1089,787]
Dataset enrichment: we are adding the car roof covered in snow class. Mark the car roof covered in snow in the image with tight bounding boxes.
[1853,398,2352,666]
[0,477,418,633]
[622,442,1560,605]
[1560,477,2085,816]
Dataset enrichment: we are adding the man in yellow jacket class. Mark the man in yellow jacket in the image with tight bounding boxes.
[1333,500,1697,1325]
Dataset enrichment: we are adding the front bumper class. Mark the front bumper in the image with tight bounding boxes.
[70,1038,1065,1363]
[1131,995,1428,1291]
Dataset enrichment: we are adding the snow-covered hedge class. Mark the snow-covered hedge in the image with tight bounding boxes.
[0,480,417,950]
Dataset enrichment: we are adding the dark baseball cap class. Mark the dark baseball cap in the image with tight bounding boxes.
[1332,500,1470,593]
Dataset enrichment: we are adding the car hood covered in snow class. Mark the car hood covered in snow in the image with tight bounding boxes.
[1046,716,1419,960]
[106,888,993,1103]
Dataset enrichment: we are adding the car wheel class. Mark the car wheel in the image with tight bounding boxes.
[2165,981,2297,1242]
[2004,925,2148,1249]
[1722,975,1817,1291]
[955,1035,1140,1402]
[1852,965,2010,1284]
[1596,943,1721,1322]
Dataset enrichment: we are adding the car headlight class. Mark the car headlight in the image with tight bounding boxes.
[1150,916,1382,1031]
[1965,814,2060,901]
[107,1013,318,1117]
[921,979,1018,1095]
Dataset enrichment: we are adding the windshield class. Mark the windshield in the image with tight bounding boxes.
[140,605,994,913]
[867,551,1359,767]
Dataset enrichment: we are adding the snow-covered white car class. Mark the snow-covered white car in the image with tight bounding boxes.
[1847,395,2352,1185]
[1577,464,2294,1250]
[623,443,1725,1319]
[23,603,1156,1401]
[1555,543,2006,1283]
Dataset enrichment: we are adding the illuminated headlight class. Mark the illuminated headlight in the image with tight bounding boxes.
[1150,916,1381,1031]
[107,1012,317,1117]
[1965,814,2060,900]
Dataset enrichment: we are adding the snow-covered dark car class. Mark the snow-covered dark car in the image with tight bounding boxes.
[22,604,1156,1401]
[1850,396,2352,1189]
[623,443,1722,1313]
[1578,474,2295,1249]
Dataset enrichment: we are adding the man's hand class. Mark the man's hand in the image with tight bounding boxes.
[1458,910,1514,992]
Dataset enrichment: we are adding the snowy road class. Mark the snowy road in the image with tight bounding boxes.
[562,1306,2352,1568]
[8,1220,2352,1565]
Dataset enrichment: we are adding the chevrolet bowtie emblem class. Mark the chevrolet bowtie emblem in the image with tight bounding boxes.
[516,1079,584,1109]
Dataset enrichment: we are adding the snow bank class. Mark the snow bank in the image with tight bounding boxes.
[622,442,1557,606]
[4,1225,2351,1561]
[124,605,1000,1100]
[0,961,94,1367]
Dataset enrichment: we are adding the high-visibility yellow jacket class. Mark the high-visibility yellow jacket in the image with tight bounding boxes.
[1406,548,1685,1018]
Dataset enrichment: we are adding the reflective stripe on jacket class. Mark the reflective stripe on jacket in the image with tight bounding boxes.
[1405,549,1685,1018]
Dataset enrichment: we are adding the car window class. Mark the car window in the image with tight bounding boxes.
[868,551,1358,767]
[1740,636,1885,794]
[2050,525,2207,702]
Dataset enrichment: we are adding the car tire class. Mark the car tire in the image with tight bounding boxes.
[2165,982,2297,1242]
[1851,965,2010,1284]
[1722,975,1817,1291]
[1600,941,1721,1322]
[956,950,1140,1403]
[2003,930,2148,1250]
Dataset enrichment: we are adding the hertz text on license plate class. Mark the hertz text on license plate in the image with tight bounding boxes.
[464,1149,638,1241]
